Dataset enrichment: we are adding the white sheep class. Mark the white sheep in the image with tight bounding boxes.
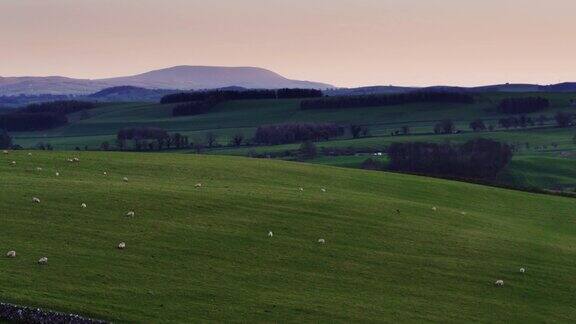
[6,251,16,258]
[32,197,41,203]
[28,152,33,156]
[461,211,467,215]
[81,203,87,208]
[117,242,126,249]
[73,157,80,162]
[494,279,504,287]
[321,188,327,192]
[103,171,107,176]
[2,150,8,154]
[432,206,438,211]
[10,161,16,165]
[36,167,43,171]
[520,268,526,273]
[195,183,202,188]
[268,231,274,237]
[299,187,304,191]
[123,177,129,182]
[126,211,135,217]
[38,257,48,264]
[318,238,326,244]
[67,158,74,162]
[55,171,60,176]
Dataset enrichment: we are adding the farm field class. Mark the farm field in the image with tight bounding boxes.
[1,151,576,322]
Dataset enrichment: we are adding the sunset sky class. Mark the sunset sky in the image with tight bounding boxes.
[1,0,575,87]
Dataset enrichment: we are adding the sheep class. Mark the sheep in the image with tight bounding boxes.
[321,188,327,192]
[36,167,43,171]
[432,206,438,211]
[126,211,135,217]
[123,177,129,182]
[195,183,202,188]
[117,242,126,250]
[67,158,74,162]
[461,211,467,215]
[2,150,8,154]
[73,157,80,162]
[38,257,48,265]
[103,171,107,176]
[28,152,33,156]
[494,280,504,287]
[520,267,526,273]
[81,203,87,208]
[318,238,326,244]
[32,197,41,203]
[6,251,16,258]
[55,171,60,176]
[10,161,16,165]
[268,231,273,237]
[299,187,304,191]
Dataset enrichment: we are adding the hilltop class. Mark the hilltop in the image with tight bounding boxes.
[0,66,333,96]
[0,151,575,322]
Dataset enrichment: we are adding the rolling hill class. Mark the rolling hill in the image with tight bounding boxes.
[0,66,333,96]
[1,151,576,322]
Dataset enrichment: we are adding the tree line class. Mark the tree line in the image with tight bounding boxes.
[0,100,95,131]
[387,138,513,179]
[300,91,474,110]
[253,123,344,145]
[497,97,549,114]
[161,89,323,104]
[115,127,189,151]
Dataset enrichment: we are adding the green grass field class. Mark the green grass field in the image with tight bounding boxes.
[7,92,576,192]
[1,151,576,322]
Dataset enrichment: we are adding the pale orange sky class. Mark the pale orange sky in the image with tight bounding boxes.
[0,0,575,87]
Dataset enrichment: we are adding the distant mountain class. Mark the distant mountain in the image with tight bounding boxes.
[0,66,333,96]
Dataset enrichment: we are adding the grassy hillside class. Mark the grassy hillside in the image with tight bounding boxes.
[1,151,576,322]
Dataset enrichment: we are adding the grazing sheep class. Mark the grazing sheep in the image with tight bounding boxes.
[494,280,504,287]
[55,171,60,176]
[10,161,16,165]
[123,177,129,182]
[520,268,526,273]
[321,188,327,192]
[67,158,73,162]
[461,211,467,215]
[318,238,326,244]
[36,167,42,171]
[81,203,87,208]
[73,157,80,162]
[32,197,41,203]
[299,187,304,191]
[2,150,8,154]
[6,251,16,258]
[117,242,126,249]
[126,211,135,217]
[432,206,438,211]
[103,171,107,176]
[38,257,48,265]
[28,152,33,156]
[195,183,202,188]
[268,231,273,237]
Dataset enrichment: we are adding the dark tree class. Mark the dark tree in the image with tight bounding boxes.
[231,133,244,147]
[100,141,110,151]
[469,119,486,132]
[298,141,317,160]
[497,97,549,114]
[401,125,410,135]
[205,132,217,148]
[350,125,363,138]
[0,129,12,149]
[434,119,455,134]
[555,112,574,128]
[361,158,385,171]
[253,123,344,145]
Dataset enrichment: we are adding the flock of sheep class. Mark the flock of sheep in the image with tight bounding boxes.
[3,149,525,289]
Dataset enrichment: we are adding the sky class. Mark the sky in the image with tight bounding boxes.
[0,0,575,87]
